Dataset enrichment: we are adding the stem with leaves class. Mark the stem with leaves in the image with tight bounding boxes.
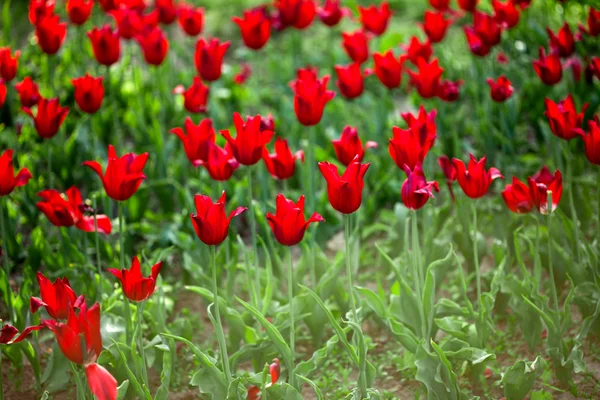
[93,196,103,300]
[210,245,232,385]
[0,197,14,322]
[287,246,296,388]
[546,191,560,319]
[118,201,132,342]
[472,202,484,347]
[136,302,149,390]
[307,125,318,288]
[345,215,358,323]
[411,211,428,346]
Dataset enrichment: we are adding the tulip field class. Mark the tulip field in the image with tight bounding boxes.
[1,0,600,399]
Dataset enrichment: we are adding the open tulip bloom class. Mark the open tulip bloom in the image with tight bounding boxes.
[108,256,163,303]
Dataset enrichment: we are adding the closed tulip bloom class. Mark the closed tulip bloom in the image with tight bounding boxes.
[464,27,491,57]
[233,7,271,50]
[72,74,104,114]
[0,150,33,196]
[194,38,230,82]
[591,58,600,81]
[458,0,478,12]
[263,137,304,180]
[342,30,369,65]
[267,194,324,246]
[29,0,55,25]
[319,157,370,214]
[23,97,69,139]
[373,50,405,89]
[200,143,240,181]
[544,94,588,140]
[586,8,600,37]
[501,177,534,213]
[170,117,215,166]
[173,77,209,114]
[492,0,520,29]
[29,272,79,319]
[66,0,93,26]
[487,76,514,102]
[423,11,451,44]
[437,79,463,102]
[88,26,121,66]
[83,145,148,201]
[528,166,562,215]
[358,2,391,36]
[15,77,40,107]
[275,0,316,29]
[177,5,204,36]
[269,358,281,384]
[137,27,168,66]
[108,256,163,302]
[578,117,600,165]
[332,126,377,166]
[401,37,432,65]
[473,11,502,47]
[156,0,177,24]
[318,0,348,26]
[35,15,67,55]
[452,154,503,198]
[0,47,20,81]
[290,68,336,126]
[533,47,562,85]
[389,126,436,170]
[401,163,440,210]
[408,58,444,99]
[221,113,274,166]
[99,0,118,12]
[547,23,575,58]
[335,63,365,99]
[190,191,246,246]
[110,7,141,39]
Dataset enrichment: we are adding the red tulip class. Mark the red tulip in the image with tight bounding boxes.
[358,2,391,36]
[492,0,520,29]
[99,0,118,12]
[0,323,44,344]
[177,5,204,36]
[408,58,444,99]
[422,11,451,44]
[156,0,177,24]
[487,76,514,102]
[437,79,462,102]
[247,386,260,400]
[473,11,502,47]
[511,0,531,9]
[173,76,209,114]
[497,52,509,64]
[270,358,281,384]
[137,27,168,66]
[335,63,365,99]
[35,15,67,55]
[401,37,432,65]
[22,97,69,139]
[501,177,534,213]
[29,0,55,25]
[88,26,121,66]
[528,166,562,214]
[547,23,575,58]
[263,138,304,180]
[110,6,141,39]
[274,0,316,29]
[84,363,118,400]
[83,145,148,201]
[533,47,562,85]
[221,113,274,166]
[429,0,450,11]
[234,63,252,85]
[437,155,457,201]
[319,157,370,214]
[0,149,32,196]
[544,94,588,140]
[140,8,161,32]
[190,191,246,246]
[458,0,478,12]
[66,0,94,26]
[267,194,324,246]
[233,7,271,50]
[15,78,40,108]
[170,117,215,166]
[194,38,230,82]
[389,126,436,171]
[72,74,104,114]
[586,8,600,37]
[332,126,377,166]
[108,256,162,302]
[200,143,240,181]
[30,272,79,319]
[452,155,503,199]
[290,67,336,126]
[401,163,440,210]
[591,58,600,81]
[464,27,492,57]
[577,117,600,165]
[0,80,5,108]
[36,186,112,233]
[0,47,20,82]
[402,105,437,137]
[317,0,348,27]
[260,114,275,132]
[342,30,369,65]
[373,50,405,89]
[564,57,582,82]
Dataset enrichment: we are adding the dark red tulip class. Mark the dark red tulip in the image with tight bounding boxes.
[528,167,562,215]
[373,50,405,89]
[260,114,275,133]
[270,358,281,384]
[29,0,55,25]
[401,37,432,65]
[332,126,377,166]
[66,0,94,26]
[200,143,239,181]
[233,7,271,50]
[234,63,252,85]
[83,145,148,202]
[577,117,600,165]
[586,8,600,37]
[438,155,457,201]
[564,57,582,82]
[88,26,121,66]
[547,23,575,58]
[452,155,503,199]
[290,67,336,126]
[389,126,436,171]
[408,58,444,99]
[0,80,5,108]
[177,4,204,36]
[30,272,79,319]
[170,117,215,166]
[358,2,391,36]
[190,191,246,246]
[0,47,20,82]
[274,0,316,29]
[108,256,163,302]
[497,52,509,64]
[544,94,588,140]
[319,156,370,214]
[173,76,209,114]
[137,27,169,66]
[141,8,161,32]
[487,76,514,102]
[221,113,274,166]
[502,177,534,213]
[464,27,491,57]
[401,163,440,210]
[156,0,177,24]
[194,38,230,82]
[35,15,67,55]
[342,30,369,65]
[458,0,478,12]
[72,74,104,114]
[36,186,112,233]
[533,47,562,85]
[267,194,324,246]
[0,149,32,196]
[317,0,348,27]
[422,11,451,44]
[437,79,462,102]
[110,6,141,39]
[429,0,450,11]
[22,97,69,139]
[511,0,531,9]
[335,63,365,99]
[263,137,304,180]
[99,0,118,12]
[0,323,44,344]
[492,0,520,29]
[473,11,503,47]
[402,105,437,138]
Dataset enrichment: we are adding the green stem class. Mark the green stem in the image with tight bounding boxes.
[534,215,542,288]
[60,228,69,267]
[48,146,53,188]
[307,126,318,288]
[93,198,103,300]
[345,215,358,323]
[136,302,149,389]
[118,201,131,342]
[0,345,3,400]
[597,169,600,270]
[70,362,85,400]
[0,197,14,322]
[247,168,261,309]
[287,247,296,388]
[546,191,560,322]
[411,212,427,345]
[472,202,483,347]
[211,246,232,385]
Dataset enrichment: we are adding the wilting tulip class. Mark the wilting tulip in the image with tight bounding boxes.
[0,47,20,82]
[358,2,391,36]
[22,97,69,139]
[72,74,104,114]
[233,7,271,50]
[35,15,67,55]
[29,0,55,25]
[263,138,304,180]
[30,272,79,319]
[88,26,121,66]
[389,126,436,171]
[472,11,502,47]
[108,256,162,302]
[0,149,32,196]
[267,194,324,246]
[156,0,177,24]
[274,0,316,29]
[83,145,148,202]
[578,117,600,165]
[177,5,204,36]
[170,117,215,166]
[464,27,491,57]
[234,63,252,85]
[437,79,462,102]
[544,94,588,140]
[0,323,44,345]
[438,155,457,201]
[290,68,336,126]
[492,0,520,29]
[332,126,377,166]
[190,191,246,246]
[221,113,274,166]
[15,77,40,107]
[373,50,405,89]
[317,0,348,27]
[137,27,169,66]
[487,76,514,102]
[547,23,575,58]
[66,0,93,25]
[319,157,370,214]
[200,143,239,181]
[270,358,281,384]
[401,163,440,210]
[194,38,230,82]
[173,77,209,114]
[110,6,141,39]
[528,166,562,215]
[408,58,444,99]
[422,11,451,44]
[501,177,534,213]
[458,0,478,12]
[586,8,600,37]
[452,155,503,198]
[341,30,369,65]
[533,47,562,85]
[335,63,365,99]
[401,37,432,65]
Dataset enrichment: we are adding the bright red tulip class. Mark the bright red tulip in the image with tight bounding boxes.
[66,0,94,25]
[221,113,274,166]
[29,0,55,25]
[247,386,260,400]
[140,8,161,31]
[110,6,141,39]
[422,11,451,44]
[200,143,240,181]
[317,0,348,27]
[30,272,79,319]
[473,11,503,46]
[108,256,162,302]
[528,166,562,215]
[437,79,462,102]
[83,145,148,201]
[88,26,121,66]
[389,126,436,171]
[401,37,432,65]
[401,163,440,210]
[290,67,336,126]
[358,2,391,36]
[274,0,316,29]
[533,47,562,85]
[487,76,514,102]
[170,117,215,166]
[173,76,209,114]
[15,77,40,107]
[319,157,370,214]
[194,38,230,82]
[267,194,324,246]
[177,4,204,36]
[233,7,271,50]
[0,47,20,82]
[452,155,503,199]
[190,191,246,246]
[263,137,304,180]
[137,27,168,66]
[22,97,69,139]
[492,0,520,29]
[156,0,177,24]
[402,105,437,138]
[547,23,575,58]
[501,177,534,213]
[234,63,252,85]
[0,80,5,108]
[0,149,32,196]
[373,50,405,89]
[341,30,369,65]
[270,358,281,384]
[578,117,600,165]
[429,0,450,11]
[438,155,457,201]
[72,74,104,114]
[332,126,377,166]
[464,27,492,57]
[35,15,67,55]
[408,58,444,99]
[544,94,588,140]
[586,8,600,37]
[458,0,478,12]
[335,63,365,99]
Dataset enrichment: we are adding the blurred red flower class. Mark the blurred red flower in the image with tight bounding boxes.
[233,7,271,50]
[502,177,534,213]
[373,50,405,89]
[88,26,121,66]
[458,0,478,12]
[194,38,230,82]
[408,58,444,99]
[170,117,216,166]
[221,113,274,166]
[547,23,575,58]
[487,76,514,102]
[438,155,457,201]
[358,2,391,36]
[247,386,260,400]
[267,194,324,246]
[402,105,437,137]
[533,47,562,85]
[191,191,247,246]
[528,166,562,214]
[234,63,252,85]
[437,79,462,102]
[342,30,370,65]
[0,80,4,108]
[35,15,67,55]
[72,74,104,114]
[389,125,436,171]
[452,155,503,198]
[99,0,118,12]
[22,97,69,139]
[274,0,316,29]
[200,143,240,181]
[29,0,55,25]
[177,4,204,36]
[401,163,440,210]
[0,47,20,82]
[290,67,336,126]
[401,37,432,65]
[263,137,304,180]
[544,94,588,140]
[66,0,93,26]
[108,256,163,302]
[318,0,348,27]
[429,0,450,11]
[0,149,32,196]
[270,358,281,384]
[335,63,365,99]
[173,76,209,113]
[110,6,142,39]
[577,117,600,165]
[319,157,370,214]
[137,27,169,66]
[464,27,491,57]
[30,272,79,319]
[473,11,502,47]
[422,11,451,44]
[492,0,520,29]
[0,324,44,345]
[332,126,377,166]
[156,0,177,24]
[586,8,600,37]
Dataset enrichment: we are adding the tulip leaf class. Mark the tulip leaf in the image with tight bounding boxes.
[501,357,547,400]
[265,382,303,399]
[108,339,152,400]
[415,342,461,400]
[294,331,341,378]
[355,286,387,318]
[297,375,324,400]
[116,380,130,400]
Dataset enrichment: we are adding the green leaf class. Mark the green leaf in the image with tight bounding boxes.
[355,286,387,318]
[116,380,130,400]
[265,382,304,399]
[153,338,172,400]
[108,339,152,400]
[294,333,340,377]
[501,356,547,400]
[435,317,470,342]
[297,375,324,400]
[415,342,460,400]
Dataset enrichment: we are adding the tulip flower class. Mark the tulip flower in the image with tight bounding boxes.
[544,94,588,140]
[36,187,112,233]
[401,163,440,210]
[402,105,437,137]
[263,138,304,180]
[221,113,274,166]
[15,77,40,107]
[408,58,444,99]
[110,6,142,39]
[260,114,275,132]
[458,0,478,12]
[487,76,514,102]
[332,126,377,166]
[437,80,462,102]
[156,0,177,24]
[533,47,562,85]
[464,27,491,57]
[429,0,450,10]
[173,76,209,114]
[389,126,436,171]
[22,97,69,139]
[269,358,281,384]
[317,0,348,27]
[88,26,121,66]
[267,194,324,246]
[28,0,55,25]
[30,272,80,319]
[234,63,252,85]
[177,5,204,36]
[190,191,247,246]
[200,143,239,181]
[0,323,44,344]
[401,37,432,65]
[0,47,20,82]
[578,117,600,165]
[341,30,370,65]
[473,11,503,47]
[373,50,405,89]
[290,68,336,126]
[108,256,162,302]
[452,154,503,198]
[0,149,32,196]
[83,145,148,202]
[547,23,575,58]
[492,0,520,29]
[501,177,534,213]
[137,27,169,66]
[422,11,451,44]
[194,38,230,82]
[528,167,562,215]
[35,15,67,55]
[358,2,391,36]
[247,386,260,400]
[586,8,600,37]
[233,7,271,50]
[66,0,93,26]
[438,155,457,201]
[170,117,215,166]
[99,0,118,12]
[0,80,5,108]
[319,157,370,214]
[335,63,366,99]
[274,0,316,29]
[72,74,104,114]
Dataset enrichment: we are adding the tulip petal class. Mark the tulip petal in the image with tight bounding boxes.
[85,363,118,400]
